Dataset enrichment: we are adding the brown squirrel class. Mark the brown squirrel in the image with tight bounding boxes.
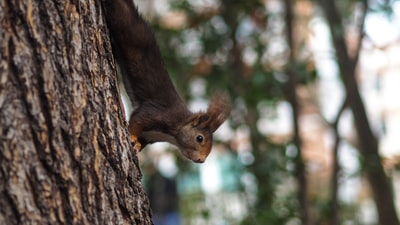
[103,0,230,163]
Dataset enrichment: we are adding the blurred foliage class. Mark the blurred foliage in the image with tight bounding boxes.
[137,0,400,224]
[150,0,302,222]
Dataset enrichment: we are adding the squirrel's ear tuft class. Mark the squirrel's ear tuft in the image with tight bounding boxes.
[207,92,231,132]
[191,113,210,128]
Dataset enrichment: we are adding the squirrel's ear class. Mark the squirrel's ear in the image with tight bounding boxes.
[207,92,231,132]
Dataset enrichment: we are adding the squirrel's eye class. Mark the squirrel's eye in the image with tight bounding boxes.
[196,135,204,143]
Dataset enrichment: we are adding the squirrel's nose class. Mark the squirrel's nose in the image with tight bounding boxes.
[194,158,205,163]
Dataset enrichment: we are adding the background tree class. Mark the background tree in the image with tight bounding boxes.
[0,0,152,224]
[320,1,400,224]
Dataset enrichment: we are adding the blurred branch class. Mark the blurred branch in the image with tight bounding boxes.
[352,0,368,71]
[329,96,348,225]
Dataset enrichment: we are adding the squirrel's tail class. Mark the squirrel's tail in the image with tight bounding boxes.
[103,0,156,51]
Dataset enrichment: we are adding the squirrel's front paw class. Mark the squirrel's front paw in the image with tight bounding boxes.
[130,134,142,152]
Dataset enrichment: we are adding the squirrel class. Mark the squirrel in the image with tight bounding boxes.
[103,0,230,163]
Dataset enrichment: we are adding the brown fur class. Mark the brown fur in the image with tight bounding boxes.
[104,0,230,163]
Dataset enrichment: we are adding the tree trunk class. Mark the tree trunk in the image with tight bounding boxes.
[320,1,400,224]
[0,0,153,224]
[283,0,310,224]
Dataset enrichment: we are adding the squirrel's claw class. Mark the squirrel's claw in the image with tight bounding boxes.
[130,134,142,152]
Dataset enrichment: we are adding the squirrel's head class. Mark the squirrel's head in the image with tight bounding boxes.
[176,93,230,163]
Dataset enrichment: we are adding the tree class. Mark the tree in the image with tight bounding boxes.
[283,0,310,224]
[0,0,152,224]
[320,0,400,224]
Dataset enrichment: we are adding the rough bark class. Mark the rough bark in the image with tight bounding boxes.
[0,0,152,224]
[320,0,400,224]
